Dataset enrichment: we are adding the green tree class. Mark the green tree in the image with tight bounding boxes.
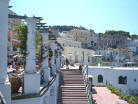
[105,30,130,37]
[36,31,42,62]
[16,24,28,68]
[131,34,138,40]
[16,25,27,58]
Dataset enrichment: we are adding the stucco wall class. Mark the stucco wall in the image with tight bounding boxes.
[88,66,138,94]
[12,97,41,104]
[63,47,95,65]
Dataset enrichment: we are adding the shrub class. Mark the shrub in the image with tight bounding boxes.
[106,86,138,104]
[95,85,106,87]
[128,96,138,104]
[123,94,130,101]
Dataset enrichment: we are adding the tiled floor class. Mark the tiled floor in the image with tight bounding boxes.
[92,87,128,104]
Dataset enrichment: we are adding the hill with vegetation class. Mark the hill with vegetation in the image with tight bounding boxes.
[99,30,138,40]
[49,25,87,32]
[49,25,138,40]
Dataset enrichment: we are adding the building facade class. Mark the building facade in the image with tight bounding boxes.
[97,34,128,50]
[57,37,81,48]
[87,66,138,95]
[68,29,91,48]
[8,10,22,54]
[63,46,95,65]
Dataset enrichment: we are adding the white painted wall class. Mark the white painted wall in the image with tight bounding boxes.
[63,46,95,65]
[87,66,138,94]
[12,97,41,104]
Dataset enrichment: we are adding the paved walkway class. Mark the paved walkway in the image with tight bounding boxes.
[92,87,128,104]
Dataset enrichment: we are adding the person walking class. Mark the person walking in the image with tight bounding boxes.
[66,58,69,69]
[79,64,82,72]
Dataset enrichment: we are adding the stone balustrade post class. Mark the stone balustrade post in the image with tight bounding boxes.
[0,0,11,103]
[51,41,56,76]
[24,17,40,94]
[41,32,50,83]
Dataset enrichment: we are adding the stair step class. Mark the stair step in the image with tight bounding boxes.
[59,90,86,92]
[61,96,88,99]
[58,68,88,104]
[63,84,85,86]
[60,85,85,87]
[57,100,88,104]
[59,93,87,97]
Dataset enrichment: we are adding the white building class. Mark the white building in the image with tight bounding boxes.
[87,66,138,95]
[63,46,95,65]
[89,29,99,49]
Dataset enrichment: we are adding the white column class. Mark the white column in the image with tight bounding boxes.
[51,41,56,76]
[24,17,40,94]
[0,0,9,84]
[45,90,50,104]
[49,86,56,104]
[25,17,37,73]
[0,0,11,103]
[41,32,50,83]
[58,56,61,69]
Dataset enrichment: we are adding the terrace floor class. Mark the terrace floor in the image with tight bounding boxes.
[92,87,128,104]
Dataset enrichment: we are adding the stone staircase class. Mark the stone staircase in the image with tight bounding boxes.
[57,69,88,104]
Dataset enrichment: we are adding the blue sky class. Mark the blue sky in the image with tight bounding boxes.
[10,0,138,35]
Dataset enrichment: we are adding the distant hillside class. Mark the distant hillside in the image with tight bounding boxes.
[99,30,138,39]
[49,25,87,32]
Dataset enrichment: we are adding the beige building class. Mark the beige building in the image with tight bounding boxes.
[63,46,95,65]
[57,37,81,48]
[68,29,91,48]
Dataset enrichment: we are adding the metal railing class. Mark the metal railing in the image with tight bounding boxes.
[82,65,96,104]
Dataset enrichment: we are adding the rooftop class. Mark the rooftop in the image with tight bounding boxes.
[88,66,138,70]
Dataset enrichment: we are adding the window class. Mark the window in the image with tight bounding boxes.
[91,41,94,46]
[134,78,136,82]
[118,76,127,84]
[69,56,72,62]
[98,75,103,83]
[82,51,84,62]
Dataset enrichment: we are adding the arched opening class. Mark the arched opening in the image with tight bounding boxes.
[75,56,78,63]
[87,52,90,62]
[118,76,127,84]
[98,75,103,83]
[74,51,78,63]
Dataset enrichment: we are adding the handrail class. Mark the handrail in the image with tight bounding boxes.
[40,76,56,95]
[0,92,6,104]
[40,70,60,95]
[82,65,95,104]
